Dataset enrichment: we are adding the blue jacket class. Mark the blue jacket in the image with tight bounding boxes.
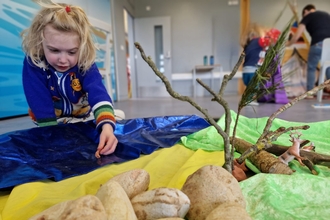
[243,38,263,68]
[22,57,116,131]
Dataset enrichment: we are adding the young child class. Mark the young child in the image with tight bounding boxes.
[21,1,117,158]
[241,23,286,105]
[240,23,267,106]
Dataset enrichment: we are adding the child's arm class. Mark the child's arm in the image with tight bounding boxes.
[83,63,116,131]
[83,63,117,157]
[22,57,58,126]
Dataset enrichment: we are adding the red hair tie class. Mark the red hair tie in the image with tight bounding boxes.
[65,6,71,13]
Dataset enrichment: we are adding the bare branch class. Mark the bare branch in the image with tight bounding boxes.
[237,125,310,164]
[134,42,233,172]
[217,52,245,97]
[196,79,231,134]
[260,79,330,140]
[197,79,233,169]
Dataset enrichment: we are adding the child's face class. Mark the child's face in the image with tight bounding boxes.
[42,25,80,72]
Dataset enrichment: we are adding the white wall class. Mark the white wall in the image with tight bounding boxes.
[134,0,241,73]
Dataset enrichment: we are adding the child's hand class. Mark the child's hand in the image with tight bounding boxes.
[95,124,118,158]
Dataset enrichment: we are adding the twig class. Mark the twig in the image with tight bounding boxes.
[231,137,294,174]
[236,82,328,164]
[237,77,330,165]
[198,51,245,170]
[259,80,330,140]
[134,42,234,172]
[196,78,231,131]
[217,52,246,97]
[237,125,310,164]
[196,78,232,168]
[264,125,310,142]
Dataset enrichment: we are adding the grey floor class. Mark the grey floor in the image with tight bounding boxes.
[1,94,330,135]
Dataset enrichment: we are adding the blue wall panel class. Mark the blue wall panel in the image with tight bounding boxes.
[0,0,40,118]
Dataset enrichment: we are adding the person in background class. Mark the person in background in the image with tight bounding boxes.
[21,0,120,158]
[241,23,288,104]
[240,23,266,105]
[286,4,330,96]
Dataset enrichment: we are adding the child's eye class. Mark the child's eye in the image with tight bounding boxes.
[68,51,77,55]
[49,49,59,53]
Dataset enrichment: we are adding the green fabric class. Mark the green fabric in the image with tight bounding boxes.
[180,110,330,220]
[241,173,330,220]
[181,110,330,154]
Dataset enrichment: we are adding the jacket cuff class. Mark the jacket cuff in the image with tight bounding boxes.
[93,103,116,132]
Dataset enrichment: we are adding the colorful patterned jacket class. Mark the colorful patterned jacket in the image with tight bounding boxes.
[22,57,116,131]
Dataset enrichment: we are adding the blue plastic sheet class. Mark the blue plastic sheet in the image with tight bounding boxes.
[0,115,209,189]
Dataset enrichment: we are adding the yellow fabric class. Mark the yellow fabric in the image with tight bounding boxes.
[0,144,224,219]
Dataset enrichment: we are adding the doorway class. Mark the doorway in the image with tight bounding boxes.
[134,16,172,98]
[123,9,135,98]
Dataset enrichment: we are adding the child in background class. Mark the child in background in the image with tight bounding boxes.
[240,23,287,105]
[240,23,267,106]
[21,0,118,158]
[257,28,289,104]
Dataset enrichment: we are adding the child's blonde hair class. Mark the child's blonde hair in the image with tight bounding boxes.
[240,23,268,48]
[21,0,96,73]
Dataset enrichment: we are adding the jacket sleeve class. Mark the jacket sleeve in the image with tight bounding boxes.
[22,57,57,126]
[82,63,116,131]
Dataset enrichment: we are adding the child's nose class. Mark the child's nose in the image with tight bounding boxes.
[58,53,68,63]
